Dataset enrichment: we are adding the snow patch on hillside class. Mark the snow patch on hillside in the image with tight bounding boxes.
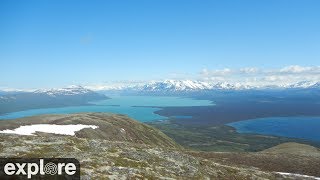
[0,124,98,136]
[277,172,320,180]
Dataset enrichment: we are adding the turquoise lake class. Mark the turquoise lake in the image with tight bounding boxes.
[0,96,213,122]
[2,95,319,142]
[228,117,320,142]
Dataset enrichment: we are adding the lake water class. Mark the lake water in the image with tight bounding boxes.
[0,96,213,122]
[171,115,193,119]
[228,117,320,142]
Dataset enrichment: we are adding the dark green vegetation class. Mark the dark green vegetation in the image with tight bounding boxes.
[1,113,319,179]
[154,89,320,125]
[149,121,320,152]
[149,89,320,152]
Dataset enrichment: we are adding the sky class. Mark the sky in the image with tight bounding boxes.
[1,0,320,89]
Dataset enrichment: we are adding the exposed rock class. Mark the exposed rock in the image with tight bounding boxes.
[0,113,318,179]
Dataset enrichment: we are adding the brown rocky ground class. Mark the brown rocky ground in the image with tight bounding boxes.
[0,113,319,179]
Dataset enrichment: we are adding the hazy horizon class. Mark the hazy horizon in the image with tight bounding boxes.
[0,64,319,91]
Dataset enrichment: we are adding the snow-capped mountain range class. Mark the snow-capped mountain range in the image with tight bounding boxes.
[142,80,213,91]
[33,85,92,97]
[85,80,320,92]
[138,80,252,91]
[1,80,320,94]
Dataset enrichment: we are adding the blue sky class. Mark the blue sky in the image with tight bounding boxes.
[1,0,320,89]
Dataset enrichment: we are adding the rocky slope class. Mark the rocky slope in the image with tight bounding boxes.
[262,142,320,157]
[0,113,179,149]
[0,113,319,179]
[189,143,320,179]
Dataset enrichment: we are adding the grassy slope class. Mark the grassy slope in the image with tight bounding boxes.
[0,113,319,179]
[188,142,320,177]
[0,113,180,149]
[0,113,283,179]
[149,121,320,152]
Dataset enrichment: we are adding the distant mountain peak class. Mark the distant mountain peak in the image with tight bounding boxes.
[142,79,213,91]
[288,80,318,89]
[2,80,320,94]
[138,79,255,92]
[33,85,92,97]
[89,79,320,92]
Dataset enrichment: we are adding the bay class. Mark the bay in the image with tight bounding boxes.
[228,117,320,142]
[0,96,213,122]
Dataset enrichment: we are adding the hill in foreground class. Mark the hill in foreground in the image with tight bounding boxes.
[262,142,320,157]
[0,113,319,179]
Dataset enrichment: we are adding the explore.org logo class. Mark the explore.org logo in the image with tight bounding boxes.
[0,158,80,179]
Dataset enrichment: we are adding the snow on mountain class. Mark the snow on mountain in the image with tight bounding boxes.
[141,80,213,91]
[142,80,320,91]
[91,80,320,92]
[2,80,319,95]
[309,82,320,89]
[288,81,318,88]
[84,84,138,91]
[210,82,253,90]
[33,85,93,97]
[92,80,254,92]
[133,80,258,91]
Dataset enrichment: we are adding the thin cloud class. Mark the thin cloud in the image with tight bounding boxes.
[201,68,232,77]
[199,65,320,87]
[279,65,320,74]
[240,67,259,74]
